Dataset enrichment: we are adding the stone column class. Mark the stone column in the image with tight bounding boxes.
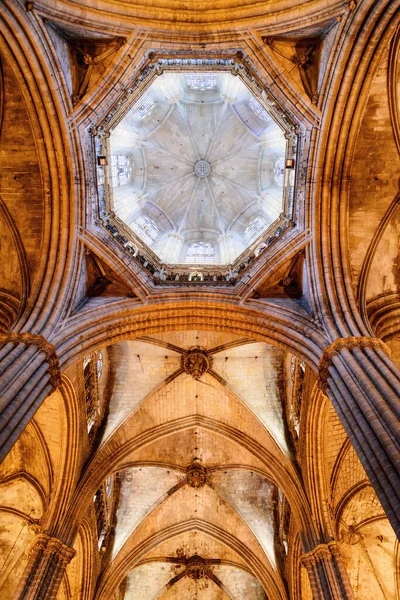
[13,534,75,600]
[319,337,400,538]
[0,333,61,462]
[301,542,355,600]
[218,233,236,264]
[159,232,184,264]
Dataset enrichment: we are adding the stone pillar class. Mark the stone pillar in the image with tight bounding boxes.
[257,190,282,222]
[0,333,61,463]
[218,233,236,264]
[13,534,75,600]
[319,337,400,538]
[159,232,184,264]
[301,542,355,600]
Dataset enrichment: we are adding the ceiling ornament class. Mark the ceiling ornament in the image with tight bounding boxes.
[182,346,212,379]
[186,460,207,488]
[194,159,211,178]
[186,555,207,580]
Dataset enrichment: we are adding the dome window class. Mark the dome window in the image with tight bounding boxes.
[186,242,215,264]
[248,96,270,122]
[127,91,156,122]
[111,155,132,187]
[131,214,159,246]
[186,73,217,91]
[244,215,268,245]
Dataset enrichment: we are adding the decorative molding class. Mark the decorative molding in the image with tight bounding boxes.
[318,336,389,390]
[0,333,61,391]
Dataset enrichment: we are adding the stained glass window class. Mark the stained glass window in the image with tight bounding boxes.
[111,155,132,187]
[248,96,270,122]
[186,73,217,91]
[131,214,159,246]
[186,242,215,263]
[274,157,285,187]
[97,351,103,380]
[244,215,268,245]
[128,91,156,122]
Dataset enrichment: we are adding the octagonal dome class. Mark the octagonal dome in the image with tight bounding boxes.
[104,70,292,266]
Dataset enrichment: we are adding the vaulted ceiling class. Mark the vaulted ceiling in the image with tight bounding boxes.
[1,1,400,600]
[82,331,295,600]
[109,72,287,265]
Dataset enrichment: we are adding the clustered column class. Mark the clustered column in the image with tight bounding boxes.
[0,333,61,463]
[301,542,355,600]
[319,337,400,539]
[12,534,75,600]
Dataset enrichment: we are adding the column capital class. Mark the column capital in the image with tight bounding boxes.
[300,541,341,568]
[26,533,75,563]
[318,337,389,391]
[0,332,61,391]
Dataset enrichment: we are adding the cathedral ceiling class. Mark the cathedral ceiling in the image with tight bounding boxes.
[70,331,298,599]
[26,0,348,30]
[1,2,400,599]
[108,72,287,265]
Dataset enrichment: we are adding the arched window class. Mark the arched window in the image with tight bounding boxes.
[128,91,156,122]
[274,157,285,187]
[186,242,215,263]
[244,215,268,245]
[186,73,217,91]
[131,214,159,246]
[83,356,98,437]
[97,351,103,380]
[111,155,132,187]
[248,96,270,122]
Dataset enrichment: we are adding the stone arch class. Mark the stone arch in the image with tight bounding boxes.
[59,413,316,551]
[56,303,327,370]
[95,520,287,600]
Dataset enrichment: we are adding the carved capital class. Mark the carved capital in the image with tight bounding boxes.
[25,533,49,558]
[46,538,76,563]
[318,336,389,391]
[26,534,75,563]
[301,541,341,568]
[0,333,61,391]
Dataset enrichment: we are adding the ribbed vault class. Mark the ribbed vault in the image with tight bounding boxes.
[60,331,315,599]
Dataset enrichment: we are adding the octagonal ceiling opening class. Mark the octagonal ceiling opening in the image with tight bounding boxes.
[97,65,296,270]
